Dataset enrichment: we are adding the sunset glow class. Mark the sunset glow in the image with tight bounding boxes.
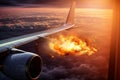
[77,0,111,8]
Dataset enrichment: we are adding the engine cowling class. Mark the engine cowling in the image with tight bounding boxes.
[3,50,42,80]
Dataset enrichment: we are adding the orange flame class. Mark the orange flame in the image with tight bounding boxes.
[49,35,97,56]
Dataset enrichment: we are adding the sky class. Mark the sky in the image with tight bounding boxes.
[0,0,112,8]
[0,0,113,80]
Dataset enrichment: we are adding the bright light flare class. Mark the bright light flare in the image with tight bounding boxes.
[49,35,97,56]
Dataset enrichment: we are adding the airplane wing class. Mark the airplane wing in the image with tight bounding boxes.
[0,24,74,53]
[0,1,76,53]
[0,1,76,80]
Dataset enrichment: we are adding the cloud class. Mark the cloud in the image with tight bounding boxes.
[60,77,79,80]
[39,66,68,80]
[39,54,107,80]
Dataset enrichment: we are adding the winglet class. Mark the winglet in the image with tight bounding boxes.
[66,0,76,24]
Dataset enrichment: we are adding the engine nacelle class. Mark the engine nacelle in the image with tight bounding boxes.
[3,49,42,80]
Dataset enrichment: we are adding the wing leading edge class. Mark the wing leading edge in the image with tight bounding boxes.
[0,1,76,53]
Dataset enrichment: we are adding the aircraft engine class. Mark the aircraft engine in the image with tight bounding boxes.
[2,49,42,80]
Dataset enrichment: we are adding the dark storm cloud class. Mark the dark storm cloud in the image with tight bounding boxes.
[0,0,17,5]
